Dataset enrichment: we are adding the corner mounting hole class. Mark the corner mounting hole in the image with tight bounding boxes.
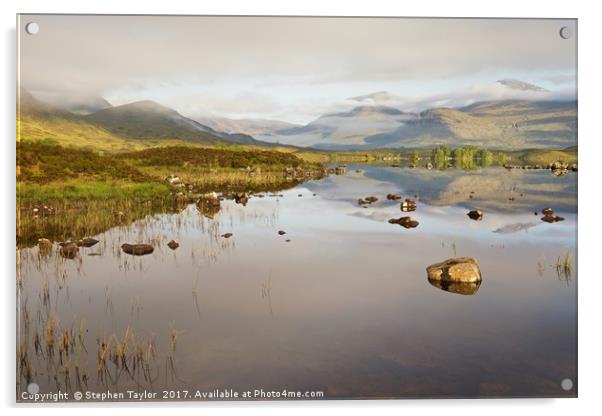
[25,22,39,35]
[561,378,574,391]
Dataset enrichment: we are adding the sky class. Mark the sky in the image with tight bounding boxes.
[19,15,577,124]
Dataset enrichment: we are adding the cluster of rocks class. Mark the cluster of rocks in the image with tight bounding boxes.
[503,161,577,175]
[326,165,348,175]
[36,237,101,259]
[32,205,55,218]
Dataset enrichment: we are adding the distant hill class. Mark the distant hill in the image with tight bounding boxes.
[271,105,413,147]
[193,116,300,136]
[364,100,576,150]
[18,91,268,149]
[31,92,113,115]
[267,96,576,150]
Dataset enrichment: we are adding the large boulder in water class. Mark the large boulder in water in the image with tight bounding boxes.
[426,257,482,284]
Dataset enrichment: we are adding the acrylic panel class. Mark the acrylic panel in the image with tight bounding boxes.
[16,15,577,402]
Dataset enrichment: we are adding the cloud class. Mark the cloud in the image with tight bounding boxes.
[18,15,577,122]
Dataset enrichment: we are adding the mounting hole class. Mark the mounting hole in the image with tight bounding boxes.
[561,378,574,391]
[27,382,39,394]
[25,22,40,35]
[559,26,572,40]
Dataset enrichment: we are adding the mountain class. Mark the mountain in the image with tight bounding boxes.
[193,116,300,137]
[497,79,549,92]
[18,91,265,149]
[85,100,262,145]
[270,105,413,147]
[364,100,576,150]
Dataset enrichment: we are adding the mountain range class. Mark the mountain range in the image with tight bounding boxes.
[18,79,577,151]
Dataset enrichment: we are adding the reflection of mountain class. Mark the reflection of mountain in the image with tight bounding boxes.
[352,165,577,214]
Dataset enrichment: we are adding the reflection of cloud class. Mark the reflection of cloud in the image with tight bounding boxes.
[493,222,540,234]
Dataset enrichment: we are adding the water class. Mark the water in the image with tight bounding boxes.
[17,165,577,400]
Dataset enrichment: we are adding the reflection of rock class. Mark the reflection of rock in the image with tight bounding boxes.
[121,243,154,256]
[167,240,179,250]
[388,216,419,229]
[364,196,378,203]
[38,238,52,256]
[467,209,483,221]
[426,257,482,283]
[401,199,417,212]
[233,192,249,206]
[59,242,79,259]
[196,193,221,219]
[541,213,565,223]
[428,279,481,295]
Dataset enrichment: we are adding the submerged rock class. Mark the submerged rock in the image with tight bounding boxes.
[426,257,482,284]
[364,196,378,203]
[121,243,154,256]
[59,242,79,259]
[278,230,287,235]
[467,210,483,221]
[167,240,180,250]
[221,233,233,238]
[388,216,419,229]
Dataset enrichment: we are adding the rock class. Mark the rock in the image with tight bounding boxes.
[165,175,182,185]
[298,194,303,197]
[542,207,554,215]
[388,216,419,229]
[401,199,417,212]
[467,210,483,221]
[167,240,179,250]
[59,242,79,259]
[285,239,291,242]
[408,163,416,169]
[38,238,52,255]
[358,198,368,205]
[221,233,233,238]
[77,237,99,248]
[425,162,433,170]
[571,164,578,172]
[121,243,154,256]
[426,257,482,284]
[386,193,402,201]
[278,230,287,235]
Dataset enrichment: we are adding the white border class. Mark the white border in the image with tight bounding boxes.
[3,1,601,415]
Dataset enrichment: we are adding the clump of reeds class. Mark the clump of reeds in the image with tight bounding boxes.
[556,250,573,283]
